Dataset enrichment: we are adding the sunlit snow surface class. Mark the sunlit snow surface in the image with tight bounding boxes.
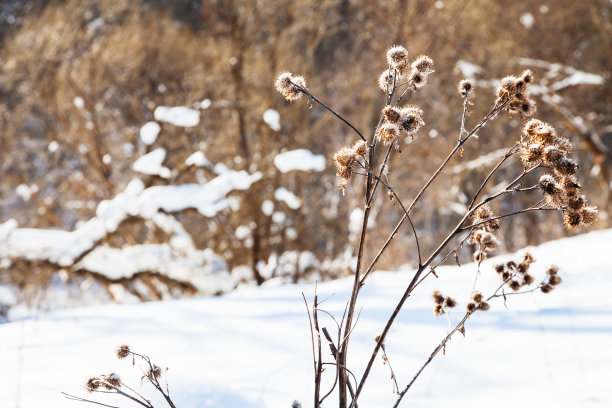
[1,229,611,408]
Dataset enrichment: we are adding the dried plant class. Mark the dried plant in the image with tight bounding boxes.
[278,45,597,407]
[63,345,176,408]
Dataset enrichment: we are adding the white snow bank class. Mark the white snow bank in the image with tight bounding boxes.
[154,106,200,127]
[455,60,484,79]
[273,149,325,173]
[139,121,161,145]
[132,148,170,178]
[1,229,610,407]
[263,109,281,132]
[0,171,262,268]
[77,245,231,294]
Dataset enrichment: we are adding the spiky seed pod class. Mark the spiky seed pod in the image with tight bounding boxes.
[408,68,426,89]
[555,158,578,176]
[523,274,535,285]
[506,260,517,270]
[479,232,499,250]
[521,69,534,84]
[501,271,511,280]
[275,72,307,101]
[517,262,528,274]
[467,302,477,312]
[533,124,558,146]
[479,302,491,311]
[561,176,581,192]
[445,297,457,308]
[520,99,537,117]
[458,79,473,97]
[386,45,409,70]
[352,140,369,157]
[509,280,521,291]
[543,146,566,165]
[521,143,543,164]
[556,137,573,152]
[472,292,483,303]
[116,344,130,359]
[494,263,505,273]
[567,194,586,210]
[473,250,486,262]
[411,55,434,74]
[333,147,357,190]
[538,175,562,196]
[563,210,581,229]
[106,373,121,388]
[378,123,401,145]
[379,69,395,92]
[548,275,562,286]
[86,377,100,392]
[499,75,519,95]
[432,290,445,305]
[522,119,545,137]
[399,105,425,136]
[580,206,598,225]
[546,265,559,275]
[382,106,401,124]
[434,304,445,317]
[523,252,535,264]
[147,365,162,380]
[540,284,553,293]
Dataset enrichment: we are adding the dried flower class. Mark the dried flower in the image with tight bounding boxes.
[546,265,559,275]
[353,140,369,157]
[105,373,121,388]
[494,263,505,273]
[147,364,162,380]
[540,284,552,293]
[378,123,401,151]
[399,105,425,137]
[509,280,521,291]
[548,275,562,286]
[379,69,395,92]
[411,55,434,74]
[445,297,457,308]
[86,377,100,392]
[580,206,598,225]
[466,302,477,312]
[382,106,401,124]
[432,290,445,305]
[408,68,427,89]
[116,344,130,359]
[458,79,473,97]
[523,274,535,285]
[563,210,581,229]
[387,45,409,71]
[479,302,491,311]
[434,304,445,317]
[472,292,483,303]
[275,72,307,101]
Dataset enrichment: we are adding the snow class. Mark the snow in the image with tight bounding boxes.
[274,187,301,210]
[552,71,605,91]
[185,151,211,167]
[235,225,251,240]
[140,121,161,145]
[47,140,59,152]
[132,147,169,178]
[520,12,534,29]
[1,229,611,407]
[273,149,326,173]
[261,200,274,216]
[154,106,200,127]
[263,109,281,132]
[1,171,262,270]
[455,60,484,79]
[72,97,84,109]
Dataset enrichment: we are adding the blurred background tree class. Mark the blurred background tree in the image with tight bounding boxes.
[0,0,610,311]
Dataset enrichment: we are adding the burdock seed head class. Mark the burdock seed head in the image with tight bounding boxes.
[458,79,473,97]
[116,344,130,359]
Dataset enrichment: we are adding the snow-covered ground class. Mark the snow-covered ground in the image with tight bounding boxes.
[1,229,611,408]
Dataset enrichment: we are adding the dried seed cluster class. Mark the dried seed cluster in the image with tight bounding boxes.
[468,205,500,262]
[432,290,457,317]
[378,105,425,152]
[333,140,369,193]
[274,72,308,101]
[493,252,536,291]
[466,291,490,312]
[379,46,434,93]
[496,70,537,116]
[521,120,597,229]
[541,265,562,293]
[457,79,473,97]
